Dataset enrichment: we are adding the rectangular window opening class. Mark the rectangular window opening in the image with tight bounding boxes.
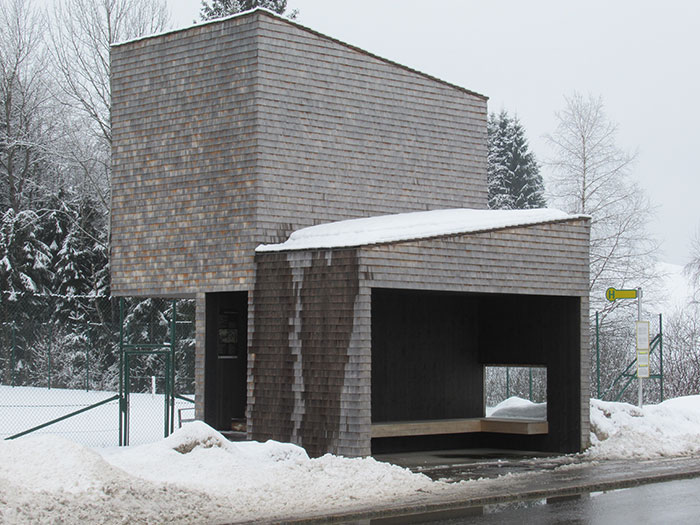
[484,365,547,420]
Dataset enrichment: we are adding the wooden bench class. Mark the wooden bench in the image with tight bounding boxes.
[371,417,548,438]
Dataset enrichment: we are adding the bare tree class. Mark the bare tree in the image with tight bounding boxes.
[49,0,170,210]
[683,229,700,303]
[662,304,700,398]
[0,0,58,212]
[546,92,659,317]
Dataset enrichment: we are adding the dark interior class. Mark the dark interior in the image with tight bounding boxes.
[371,288,581,454]
[204,291,248,431]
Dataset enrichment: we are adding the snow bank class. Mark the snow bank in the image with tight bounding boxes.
[102,422,435,513]
[0,434,122,494]
[0,421,438,524]
[588,396,700,459]
[487,396,547,420]
[0,432,224,524]
[5,397,700,522]
[257,208,586,252]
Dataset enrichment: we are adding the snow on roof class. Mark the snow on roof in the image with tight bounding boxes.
[256,208,588,253]
[112,7,272,47]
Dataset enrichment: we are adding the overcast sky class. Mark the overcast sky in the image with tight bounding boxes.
[169,0,699,266]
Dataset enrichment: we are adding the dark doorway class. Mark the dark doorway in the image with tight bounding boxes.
[204,291,248,431]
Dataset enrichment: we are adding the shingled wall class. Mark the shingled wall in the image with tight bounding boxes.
[250,249,371,457]
[253,15,488,244]
[358,218,591,451]
[111,15,261,297]
[252,218,590,455]
[110,10,488,298]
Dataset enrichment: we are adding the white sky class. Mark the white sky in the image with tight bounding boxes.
[167,0,700,265]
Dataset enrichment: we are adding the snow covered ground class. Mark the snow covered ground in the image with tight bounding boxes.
[589,396,700,459]
[0,422,439,524]
[0,385,194,446]
[2,392,700,523]
[486,396,547,419]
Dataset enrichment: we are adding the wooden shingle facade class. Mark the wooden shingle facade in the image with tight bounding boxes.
[110,9,591,457]
[252,217,589,456]
[110,9,487,298]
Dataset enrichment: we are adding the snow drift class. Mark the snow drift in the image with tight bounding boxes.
[589,396,700,459]
[4,397,700,523]
[0,421,436,524]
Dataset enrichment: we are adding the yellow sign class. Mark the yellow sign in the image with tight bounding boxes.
[605,288,638,302]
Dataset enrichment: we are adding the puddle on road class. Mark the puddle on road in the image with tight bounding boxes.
[415,457,583,483]
[342,494,586,524]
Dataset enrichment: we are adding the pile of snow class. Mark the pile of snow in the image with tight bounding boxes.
[0,421,438,524]
[5,395,700,522]
[588,396,700,459]
[487,396,547,420]
[257,208,586,252]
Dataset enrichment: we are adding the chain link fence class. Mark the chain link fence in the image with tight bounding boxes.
[0,293,195,446]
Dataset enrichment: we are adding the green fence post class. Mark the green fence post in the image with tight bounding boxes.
[11,323,16,387]
[124,351,130,447]
[164,358,170,438]
[506,366,510,398]
[48,323,52,390]
[596,311,600,399]
[119,298,125,446]
[86,328,90,392]
[529,367,533,401]
[170,300,177,434]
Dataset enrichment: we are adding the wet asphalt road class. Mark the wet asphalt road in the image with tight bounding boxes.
[365,477,700,524]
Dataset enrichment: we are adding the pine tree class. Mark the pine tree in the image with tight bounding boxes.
[199,0,296,21]
[0,207,53,385]
[51,197,108,299]
[49,196,109,335]
[487,111,545,210]
[0,208,52,297]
